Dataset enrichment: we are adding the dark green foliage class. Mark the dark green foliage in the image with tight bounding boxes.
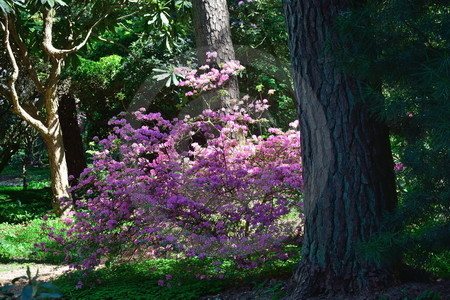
[0,187,51,224]
[337,0,450,275]
[65,0,194,140]
[230,0,296,130]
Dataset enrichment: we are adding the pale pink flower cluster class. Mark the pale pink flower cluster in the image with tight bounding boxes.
[174,54,245,96]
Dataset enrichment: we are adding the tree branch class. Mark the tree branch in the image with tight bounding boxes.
[7,15,45,94]
[3,16,49,136]
[42,8,110,58]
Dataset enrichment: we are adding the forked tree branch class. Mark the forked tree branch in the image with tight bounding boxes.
[2,16,49,136]
[42,8,110,58]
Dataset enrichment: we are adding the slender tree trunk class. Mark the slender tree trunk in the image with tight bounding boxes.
[284,0,398,297]
[192,0,239,105]
[21,140,32,190]
[58,93,86,185]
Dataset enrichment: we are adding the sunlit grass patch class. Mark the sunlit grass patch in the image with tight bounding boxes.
[0,218,66,264]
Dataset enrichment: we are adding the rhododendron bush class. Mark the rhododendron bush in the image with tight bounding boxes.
[41,57,303,271]
[42,101,303,271]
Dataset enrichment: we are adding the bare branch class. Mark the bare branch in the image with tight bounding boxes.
[42,8,110,58]
[3,16,49,136]
[7,15,45,94]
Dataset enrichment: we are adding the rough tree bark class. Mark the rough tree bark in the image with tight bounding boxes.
[191,0,239,105]
[284,0,398,297]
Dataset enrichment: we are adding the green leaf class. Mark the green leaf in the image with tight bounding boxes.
[21,285,33,300]
[12,276,27,283]
[160,12,169,26]
[172,72,179,86]
[36,293,63,299]
[37,282,61,291]
[165,37,172,52]
[153,73,170,81]
[147,13,158,25]
[32,285,39,297]
[26,265,31,279]
[0,0,12,13]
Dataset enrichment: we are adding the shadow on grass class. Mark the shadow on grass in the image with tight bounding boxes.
[0,188,52,224]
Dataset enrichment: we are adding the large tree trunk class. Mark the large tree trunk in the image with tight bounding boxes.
[58,93,86,185]
[284,0,398,297]
[191,0,239,105]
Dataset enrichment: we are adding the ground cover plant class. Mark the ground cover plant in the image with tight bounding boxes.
[52,257,297,300]
[0,166,51,223]
[0,218,66,264]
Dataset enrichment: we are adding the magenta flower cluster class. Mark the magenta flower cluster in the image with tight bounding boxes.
[40,61,303,273]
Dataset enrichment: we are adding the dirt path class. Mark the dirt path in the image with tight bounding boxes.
[0,263,70,286]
